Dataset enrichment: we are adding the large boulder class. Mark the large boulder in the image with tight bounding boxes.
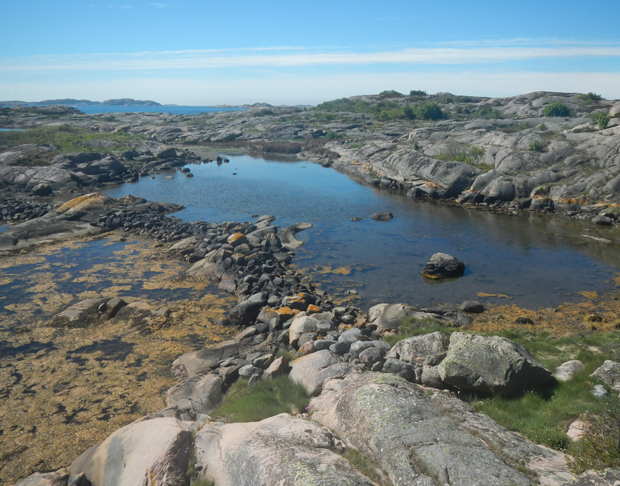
[421,253,466,279]
[438,332,552,396]
[385,331,449,366]
[194,414,376,486]
[310,373,532,486]
[591,360,620,394]
[288,315,320,346]
[70,417,192,486]
[368,303,413,330]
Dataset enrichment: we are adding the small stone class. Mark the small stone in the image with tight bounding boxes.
[371,212,393,221]
[591,384,609,398]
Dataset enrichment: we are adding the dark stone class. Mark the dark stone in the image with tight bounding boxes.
[421,253,465,279]
[371,212,394,222]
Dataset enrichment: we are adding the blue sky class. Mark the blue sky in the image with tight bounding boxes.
[2,0,620,105]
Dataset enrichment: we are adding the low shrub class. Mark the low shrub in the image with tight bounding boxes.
[409,89,427,96]
[416,103,445,120]
[529,140,545,152]
[210,375,308,423]
[590,111,610,130]
[337,448,393,486]
[576,92,603,102]
[541,102,573,117]
[538,122,548,131]
[378,90,404,98]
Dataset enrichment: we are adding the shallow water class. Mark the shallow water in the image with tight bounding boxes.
[104,154,620,309]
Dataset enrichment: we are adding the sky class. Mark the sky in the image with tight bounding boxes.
[2,0,620,105]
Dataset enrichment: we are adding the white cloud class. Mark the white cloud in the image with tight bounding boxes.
[151,2,166,7]
[1,44,619,72]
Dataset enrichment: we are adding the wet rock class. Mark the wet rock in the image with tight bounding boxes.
[438,332,552,396]
[460,300,485,313]
[371,212,394,221]
[70,417,192,486]
[194,414,375,486]
[277,222,312,250]
[49,298,107,328]
[421,252,466,279]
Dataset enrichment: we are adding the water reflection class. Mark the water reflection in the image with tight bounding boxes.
[104,155,620,309]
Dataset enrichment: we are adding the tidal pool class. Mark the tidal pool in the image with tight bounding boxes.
[104,154,620,309]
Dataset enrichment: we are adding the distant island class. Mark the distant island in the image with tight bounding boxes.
[0,98,161,107]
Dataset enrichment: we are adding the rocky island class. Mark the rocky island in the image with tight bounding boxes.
[1,90,620,486]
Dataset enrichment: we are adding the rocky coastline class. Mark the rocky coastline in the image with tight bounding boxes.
[2,93,620,485]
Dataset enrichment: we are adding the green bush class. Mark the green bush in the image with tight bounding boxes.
[402,105,416,120]
[537,123,548,131]
[541,102,573,117]
[416,103,445,120]
[210,375,308,423]
[590,111,610,130]
[576,92,603,102]
[529,140,545,152]
[473,107,503,119]
[409,89,427,96]
[378,90,404,98]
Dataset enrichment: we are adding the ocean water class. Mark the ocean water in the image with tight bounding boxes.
[103,154,620,309]
[73,105,245,115]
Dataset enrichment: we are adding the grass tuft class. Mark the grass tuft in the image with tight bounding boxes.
[210,375,308,423]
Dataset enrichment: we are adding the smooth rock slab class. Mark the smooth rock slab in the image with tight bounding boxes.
[70,417,191,486]
[194,414,375,486]
[165,373,223,414]
[438,332,552,396]
[310,373,531,486]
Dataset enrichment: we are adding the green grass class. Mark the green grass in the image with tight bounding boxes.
[590,111,610,130]
[210,375,308,423]
[435,144,488,171]
[529,140,545,152]
[382,317,454,347]
[0,125,142,154]
[337,448,393,486]
[576,92,603,102]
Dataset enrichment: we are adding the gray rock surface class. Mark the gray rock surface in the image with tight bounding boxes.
[277,222,312,250]
[165,373,224,414]
[194,414,376,486]
[385,331,449,366]
[438,332,552,395]
[591,360,620,394]
[310,372,532,486]
[70,417,192,486]
[290,349,355,396]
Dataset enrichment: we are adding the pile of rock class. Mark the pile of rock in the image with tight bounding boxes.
[0,197,56,223]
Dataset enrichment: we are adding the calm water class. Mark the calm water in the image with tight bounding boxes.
[74,105,245,115]
[104,155,620,309]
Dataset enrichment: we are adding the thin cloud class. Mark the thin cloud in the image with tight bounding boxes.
[2,44,620,72]
[151,2,166,7]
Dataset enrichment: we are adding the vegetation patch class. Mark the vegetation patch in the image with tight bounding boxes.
[541,102,573,117]
[336,447,393,486]
[529,140,545,152]
[576,92,604,103]
[210,375,308,423]
[383,316,454,346]
[436,144,488,171]
[590,111,610,130]
[0,125,142,154]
